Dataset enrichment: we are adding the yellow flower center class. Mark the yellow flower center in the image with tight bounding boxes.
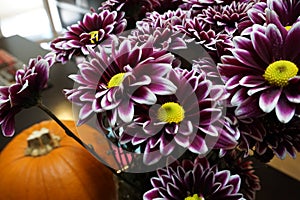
[157,102,185,124]
[107,73,125,88]
[263,60,298,87]
[185,194,204,200]
[285,26,292,31]
[89,31,99,44]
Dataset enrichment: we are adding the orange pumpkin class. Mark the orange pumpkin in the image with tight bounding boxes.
[0,120,117,200]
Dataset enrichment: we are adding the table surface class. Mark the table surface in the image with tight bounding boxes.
[0,35,299,199]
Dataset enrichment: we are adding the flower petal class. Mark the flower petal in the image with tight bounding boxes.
[275,97,295,123]
[259,88,282,113]
[118,100,134,123]
[189,135,208,154]
[131,86,157,105]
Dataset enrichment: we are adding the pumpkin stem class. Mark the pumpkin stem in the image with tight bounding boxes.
[25,128,61,157]
[37,102,85,147]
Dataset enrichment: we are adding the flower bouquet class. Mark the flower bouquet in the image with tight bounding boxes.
[1,0,300,199]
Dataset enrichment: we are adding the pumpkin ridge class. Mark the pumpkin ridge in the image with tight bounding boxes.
[45,152,69,199]
[37,158,49,200]
[56,151,94,199]
[0,158,31,199]
[26,159,39,199]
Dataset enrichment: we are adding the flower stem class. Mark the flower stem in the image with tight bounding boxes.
[37,102,138,190]
[37,102,85,147]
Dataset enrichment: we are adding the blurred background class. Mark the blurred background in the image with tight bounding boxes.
[0,0,102,47]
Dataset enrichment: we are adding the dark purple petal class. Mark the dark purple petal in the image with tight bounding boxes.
[239,76,265,88]
[283,22,300,61]
[131,86,157,105]
[174,134,190,148]
[143,188,160,200]
[265,24,283,58]
[231,48,261,69]
[148,78,177,95]
[1,112,16,137]
[143,143,163,165]
[189,135,208,154]
[275,97,295,123]
[285,78,300,103]
[231,88,248,106]
[118,100,134,123]
[235,96,263,118]
[259,88,282,113]
[251,27,272,64]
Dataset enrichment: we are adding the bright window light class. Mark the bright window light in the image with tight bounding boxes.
[1,8,52,40]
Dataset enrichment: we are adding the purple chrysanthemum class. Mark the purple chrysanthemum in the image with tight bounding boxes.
[143,156,245,199]
[100,0,159,29]
[238,114,300,160]
[180,15,217,51]
[50,10,126,63]
[129,26,187,51]
[244,0,300,35]
[0,55,53,136]
[236,159,261,200]
[268,0,300,26]
[129,8,189,51]
[221,150,261,200]
[218,22,300,123]
[64,38,177,126]
[138,8,190,30]
[198,1,254,35]
[119,68,227,165]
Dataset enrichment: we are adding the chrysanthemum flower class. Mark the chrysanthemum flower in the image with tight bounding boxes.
[139,8,190,29]
[180,15,216,51]
[64,38,177,126]
[218,22,300,123]
[198,1,255,35]
[119,68,226,165]
[244,0,300,35]
[236,159,261,200]
[143,156,245,200]
[50,10,126,63]
[100,0,159,29]
[128,8,189,52]
[268,0,300,24]
[221,150,261,200]
[238,114,300,160]
[0,55,53,136]
[129,26,187,51]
